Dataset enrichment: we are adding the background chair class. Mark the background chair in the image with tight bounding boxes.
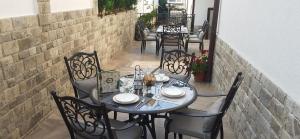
[137,21,159,55]
[160,25,185,52]
[164,72,244,139]
[185,20,209,52]
[152,49,195,82]
[51,91,145,139]
[188,20,209,38]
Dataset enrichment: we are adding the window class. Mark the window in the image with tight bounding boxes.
[168,0,183,4]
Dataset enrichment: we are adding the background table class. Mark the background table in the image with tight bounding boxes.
[156,25,189,34]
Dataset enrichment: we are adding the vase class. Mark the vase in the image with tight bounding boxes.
[194,72,206,82]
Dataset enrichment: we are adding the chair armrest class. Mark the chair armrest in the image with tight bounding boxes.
[197,93,226,97]
[111,117,143,131]
[171,111,223,117]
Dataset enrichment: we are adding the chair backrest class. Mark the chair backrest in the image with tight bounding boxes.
[163,24,181,34]
[160,49,195,80]
[64,51,101,82]
[51,91,115,139]
[137,20,148,40]
[161,25,182,45]
[220,72,244,113]
[201,20,209,32]
[210,72,244,139]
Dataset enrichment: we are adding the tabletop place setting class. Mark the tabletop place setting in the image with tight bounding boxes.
[104,66,191,111]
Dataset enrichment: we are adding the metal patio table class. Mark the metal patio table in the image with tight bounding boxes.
[156,25,189,34]
[89,76,197,139]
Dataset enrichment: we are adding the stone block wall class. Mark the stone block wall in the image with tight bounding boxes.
[212,37,300,139]
[0,0,136,138]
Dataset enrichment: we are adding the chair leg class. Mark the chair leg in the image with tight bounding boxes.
[165,119,170,139]
[199,42,203,53]
[165,130,169,139]
[173,133,177,139]
[220,122,224,139]
[144,41,147,51]
[156,40,159,56]
[179,134,183,139]
[142,123,147,139]
[150,115,156,138]
[185,42,188,52]
[113,111,117,120]
[141,41,144,53]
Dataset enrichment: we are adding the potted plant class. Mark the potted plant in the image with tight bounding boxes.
[191,51,209,82]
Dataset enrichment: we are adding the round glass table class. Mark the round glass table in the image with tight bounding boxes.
[89,76,197,139]
[89,76,197,114]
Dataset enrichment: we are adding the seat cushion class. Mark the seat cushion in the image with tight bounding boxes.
[167,108,210,138]
[189,34,198,38]
[111,119,143,139]
[158,70,189,82]
[188,37,202,43]
[148,32,157,37]
[166,97,226,138]
[74,77,97,98]
[145,35,157,41]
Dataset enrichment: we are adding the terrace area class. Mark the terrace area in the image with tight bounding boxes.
[24,41,235,139]
[0,0,300,139]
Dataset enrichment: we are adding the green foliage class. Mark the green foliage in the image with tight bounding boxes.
[139,10,157,29]
[98,0,137,15]
[191,55,209,74]
[104,0,115,12]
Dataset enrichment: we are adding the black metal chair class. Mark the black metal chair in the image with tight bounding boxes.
[159,25,185,52]
[64,51,118,119]
[51,91,145,139]
[137,21,159,55]
[188,20,209,38]
[152,49,195,82]
[164,72,244,139]
[185,20,209,52]
[64,51,101,99]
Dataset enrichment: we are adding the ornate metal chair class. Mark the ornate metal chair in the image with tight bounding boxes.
[189,20,209,38]
[137,21,159,55]
[164,72,244,139]
[185,20,209,52]
[153,49,195,82]
[160,25,185,52]
[64,51,101,99]
[51,91,145,139]
[64,51,118,119]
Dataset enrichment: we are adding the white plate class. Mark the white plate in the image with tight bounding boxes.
[161,87,186,98]
[113,93,139,104]
[155,74,170,82]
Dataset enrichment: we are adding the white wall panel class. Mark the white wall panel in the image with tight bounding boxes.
[50,0,93,13]
[218,0,300,101]
[0,0,37,19]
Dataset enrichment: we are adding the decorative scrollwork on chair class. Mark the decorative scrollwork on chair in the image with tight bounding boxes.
[64,51,101,81]
[51,91,113,138]
[159,49,195,82]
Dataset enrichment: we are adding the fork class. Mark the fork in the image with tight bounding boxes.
[135,98,145,108]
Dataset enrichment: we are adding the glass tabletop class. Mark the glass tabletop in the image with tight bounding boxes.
[89,76,197,114]
[156,25,189,34]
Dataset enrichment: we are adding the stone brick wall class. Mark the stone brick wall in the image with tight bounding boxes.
[212,37,300,139]
[0,0,136,138]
